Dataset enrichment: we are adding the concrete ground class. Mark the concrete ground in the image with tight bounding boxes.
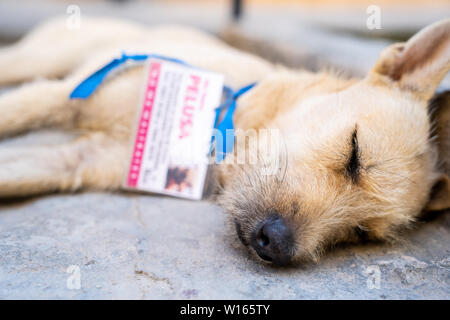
[0,0,449,300]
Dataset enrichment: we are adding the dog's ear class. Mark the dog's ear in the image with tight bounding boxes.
[426,91,450,211]
[368,19,450,101]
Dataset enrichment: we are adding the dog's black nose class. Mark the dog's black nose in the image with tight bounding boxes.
[251,215,294,266]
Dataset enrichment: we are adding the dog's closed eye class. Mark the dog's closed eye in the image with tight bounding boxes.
[346,127,360,183]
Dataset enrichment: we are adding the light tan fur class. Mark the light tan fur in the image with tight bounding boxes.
[0,17,449,265]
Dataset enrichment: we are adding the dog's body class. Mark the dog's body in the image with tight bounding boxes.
[0,17,449,265]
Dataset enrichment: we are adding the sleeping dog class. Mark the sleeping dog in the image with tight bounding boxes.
[0,17,448,266]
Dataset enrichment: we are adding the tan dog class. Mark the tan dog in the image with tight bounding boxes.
[0,17,448,266]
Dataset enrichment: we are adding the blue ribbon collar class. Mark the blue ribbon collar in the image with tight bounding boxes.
[69,53,256,161]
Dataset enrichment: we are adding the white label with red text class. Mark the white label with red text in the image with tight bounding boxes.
[124,59,224,199]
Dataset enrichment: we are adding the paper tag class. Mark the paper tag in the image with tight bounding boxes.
[124,58,224,200]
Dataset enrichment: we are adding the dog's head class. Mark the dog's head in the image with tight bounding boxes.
[219,19,450,266]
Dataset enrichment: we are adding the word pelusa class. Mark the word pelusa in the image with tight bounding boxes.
[124,58,223,199]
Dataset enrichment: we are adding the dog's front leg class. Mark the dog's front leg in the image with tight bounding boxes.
[0,79,79,139]
[0,132,128,198]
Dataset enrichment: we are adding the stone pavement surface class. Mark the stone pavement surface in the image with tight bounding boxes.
[0,180,448,299]
[0,0,449,300]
